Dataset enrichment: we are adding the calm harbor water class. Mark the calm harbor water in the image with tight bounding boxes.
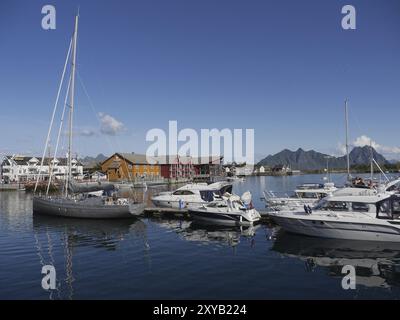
[1,173,400,299]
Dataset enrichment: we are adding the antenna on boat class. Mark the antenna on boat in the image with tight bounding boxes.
[345,98,351,181]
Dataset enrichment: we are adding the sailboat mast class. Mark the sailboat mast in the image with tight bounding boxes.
[67,14,79,197]
[370,139,374,180]
[345,98,350,180]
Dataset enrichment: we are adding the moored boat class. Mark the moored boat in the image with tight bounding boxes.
[269,193,400,242]
[189,192,261,226]
[151,181,233,209]
[33,195,144,219]
[263,182,337,210]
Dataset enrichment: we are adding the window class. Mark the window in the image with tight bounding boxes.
[173,190,194,196]
[200,191,214,202]
[376,199,392,219]
[392,199,400,214]
[299,192,318,199]
[316,201,349,211]
[352,202,370,212]
[327,202,349,211]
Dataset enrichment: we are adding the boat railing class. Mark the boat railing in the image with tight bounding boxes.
[263,190,291,200]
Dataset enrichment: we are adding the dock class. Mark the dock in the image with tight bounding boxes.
[0,183,25,191]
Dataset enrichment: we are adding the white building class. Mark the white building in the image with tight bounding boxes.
[235,165,254,176]
[1,155,84,183]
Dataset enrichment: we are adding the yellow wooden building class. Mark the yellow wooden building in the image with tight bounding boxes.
[101,153,161,181]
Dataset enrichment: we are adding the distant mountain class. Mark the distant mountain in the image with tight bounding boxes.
[257,146,388,171]
[80,153,108,167]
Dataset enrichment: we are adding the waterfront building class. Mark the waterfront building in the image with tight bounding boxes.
[101,153,224,183]
[1,155,84,183]
[101,153,161,182]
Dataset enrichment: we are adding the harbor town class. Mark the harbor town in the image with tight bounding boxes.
[1,0,400,304]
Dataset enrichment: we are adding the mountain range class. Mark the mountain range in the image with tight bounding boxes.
[80,153,108,167]
[257,146,389,171]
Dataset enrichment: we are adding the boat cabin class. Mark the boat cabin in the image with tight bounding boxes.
[314,194,400,220]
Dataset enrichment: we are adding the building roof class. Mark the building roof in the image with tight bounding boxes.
[2,156,82,166]
[102,153,224,166]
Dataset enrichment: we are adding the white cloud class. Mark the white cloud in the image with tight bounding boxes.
[98,113,125,136]
[79,129,96,137]
[353,135,379,149]
[337,135,400,157]
[353,135,400,154]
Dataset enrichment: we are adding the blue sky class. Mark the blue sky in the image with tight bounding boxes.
[0,0,399,160]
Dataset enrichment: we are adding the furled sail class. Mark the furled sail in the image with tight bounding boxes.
[68,180,115,194]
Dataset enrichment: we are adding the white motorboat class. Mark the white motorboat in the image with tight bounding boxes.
[264,182,337,210]
[334,178,400,197]
[188,192,261,226]
[269,193,400,242]
[151,181,233,209]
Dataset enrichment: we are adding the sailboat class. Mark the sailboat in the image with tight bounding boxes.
[32,13,145,219]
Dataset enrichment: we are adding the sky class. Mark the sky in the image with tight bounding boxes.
[0,0,399,161]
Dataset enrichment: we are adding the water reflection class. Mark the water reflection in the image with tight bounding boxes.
[272,231,400,288]
[150,217,259,247]
[32,215,146,249]
[31,216,147,299]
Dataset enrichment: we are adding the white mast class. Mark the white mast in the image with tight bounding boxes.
[345,98,350,180]
[66,14,79,197]
[370,139,374,180]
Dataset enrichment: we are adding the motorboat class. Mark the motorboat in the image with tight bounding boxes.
[151,181,233,209]
[332,177,400,197]
[263,182,337,210]
[188,191,261,226]
[269,193,400,242]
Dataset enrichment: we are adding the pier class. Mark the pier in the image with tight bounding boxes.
[0,183,25,191]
